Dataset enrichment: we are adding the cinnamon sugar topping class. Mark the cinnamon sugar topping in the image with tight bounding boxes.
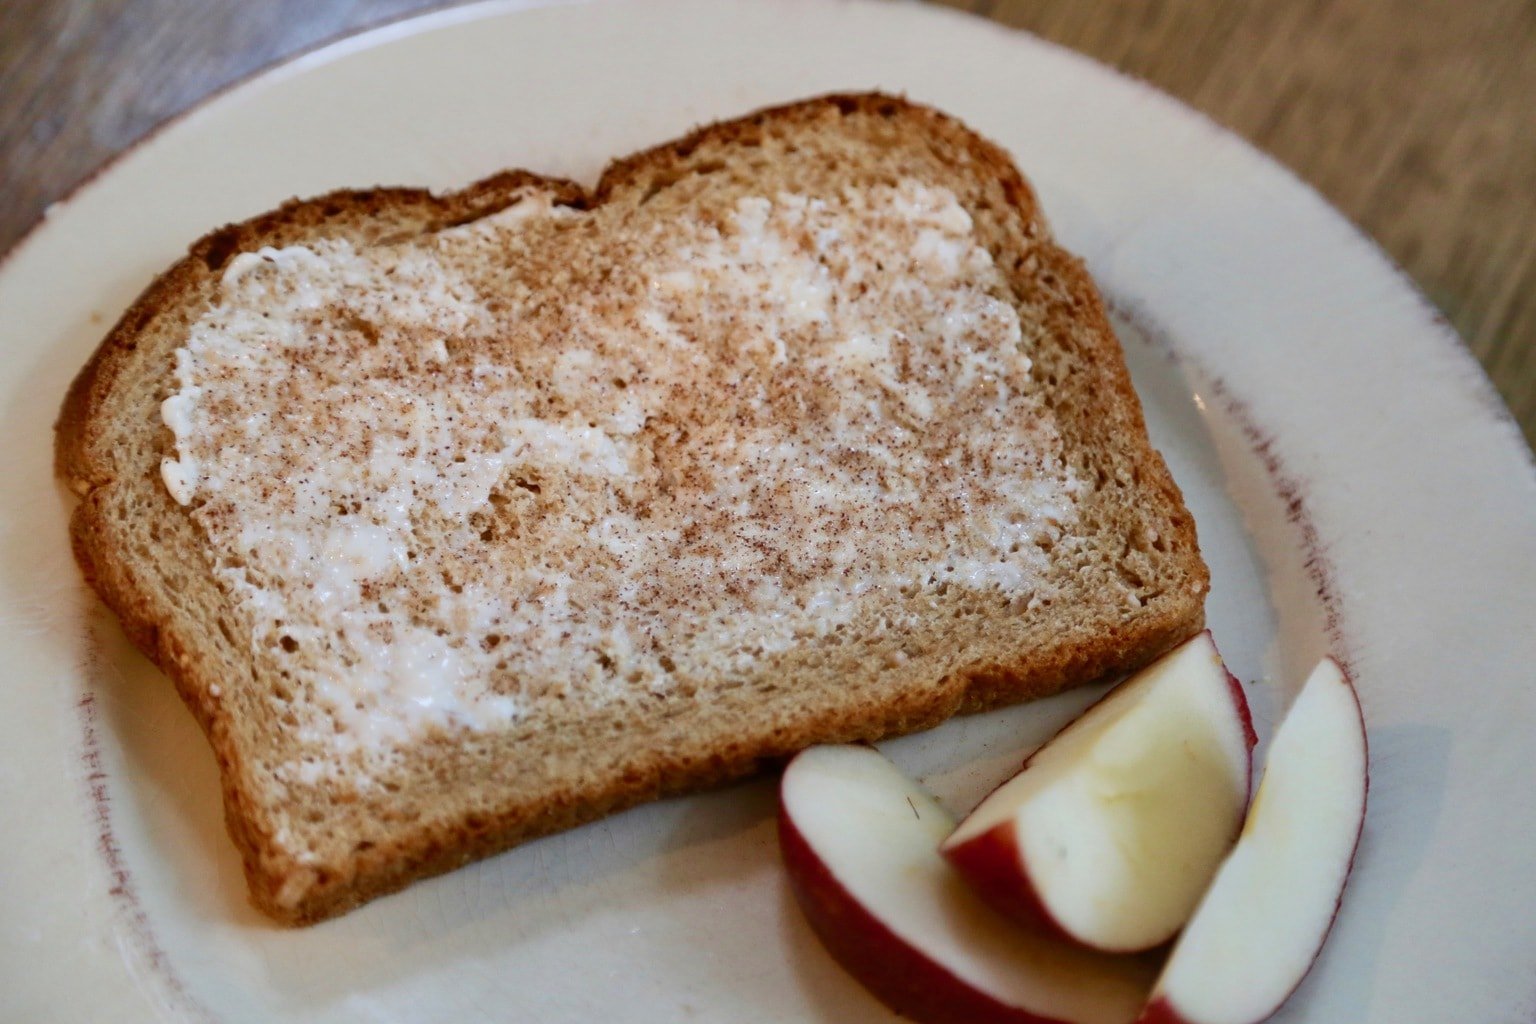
[161,182,1079,757]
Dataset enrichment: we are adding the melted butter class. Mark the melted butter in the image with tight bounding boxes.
[161,182,1080,764]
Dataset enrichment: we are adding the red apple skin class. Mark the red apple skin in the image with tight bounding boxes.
[1225,661,1260,755]
[778,804,1077,1024]
[943,632,1258,951]
[1131,997,1186,1024]
[939,821,1077,946]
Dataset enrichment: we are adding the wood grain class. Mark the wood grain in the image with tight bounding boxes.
[2,0,1532,447]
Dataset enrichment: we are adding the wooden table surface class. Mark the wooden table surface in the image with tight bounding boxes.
[3,0,1533,449]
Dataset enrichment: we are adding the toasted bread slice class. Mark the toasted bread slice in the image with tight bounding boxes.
[57,93,1207,924]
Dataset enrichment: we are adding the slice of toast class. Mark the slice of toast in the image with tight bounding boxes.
[57,93,1208,924]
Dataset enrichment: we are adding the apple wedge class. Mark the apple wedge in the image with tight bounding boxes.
[940,632,1256,953]
[1136,657,1368,1024]
[780,744,1157,1024]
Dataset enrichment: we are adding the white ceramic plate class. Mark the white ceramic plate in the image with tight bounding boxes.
[3,1,1534,1020]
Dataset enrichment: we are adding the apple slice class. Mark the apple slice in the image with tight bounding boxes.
[780,744,1157,1024]
[1136,657,1368,1024]
[940,632,1256,953]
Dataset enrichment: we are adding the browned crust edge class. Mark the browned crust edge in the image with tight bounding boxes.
[55,92,1206,925]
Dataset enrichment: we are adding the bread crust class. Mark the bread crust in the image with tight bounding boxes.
[56,93,1206,924]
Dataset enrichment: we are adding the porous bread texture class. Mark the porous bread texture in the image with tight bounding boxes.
[57,93,1208,923]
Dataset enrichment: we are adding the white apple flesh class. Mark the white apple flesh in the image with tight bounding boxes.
[1136,657,1368,1024]
[779,744,1157,1024]
[941,632,1257,953]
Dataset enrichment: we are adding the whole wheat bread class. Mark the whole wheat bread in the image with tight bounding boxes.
[57,93,1207,924]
